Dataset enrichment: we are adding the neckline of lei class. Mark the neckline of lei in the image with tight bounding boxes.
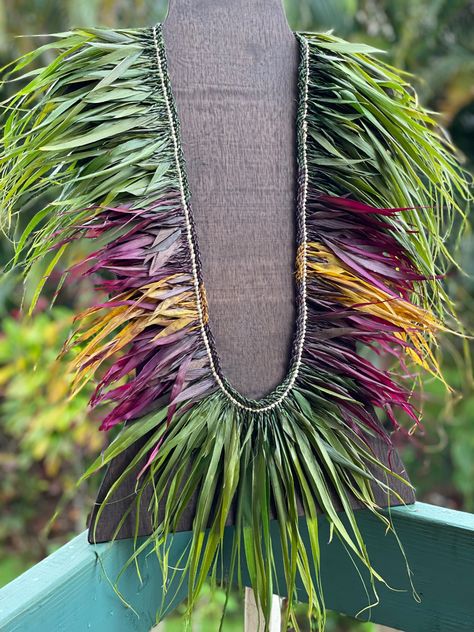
[151,22,310,412]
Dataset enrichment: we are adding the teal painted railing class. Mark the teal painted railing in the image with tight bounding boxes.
[0,502,473,631]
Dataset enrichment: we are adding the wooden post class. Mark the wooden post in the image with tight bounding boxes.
[244,587,282,631]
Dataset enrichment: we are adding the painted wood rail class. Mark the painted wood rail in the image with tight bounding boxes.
[0,502,473,631]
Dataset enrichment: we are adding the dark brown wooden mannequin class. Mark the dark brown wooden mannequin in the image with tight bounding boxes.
[161,0,300,399]
[88,0,415,543]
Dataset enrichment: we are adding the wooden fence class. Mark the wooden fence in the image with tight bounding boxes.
[0,502,473,631]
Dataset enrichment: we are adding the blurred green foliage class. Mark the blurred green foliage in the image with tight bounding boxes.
[0,306,102,583]
[0,0,472,630]
[0,307,102,475]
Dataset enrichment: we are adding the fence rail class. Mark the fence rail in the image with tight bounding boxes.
[0,502,473,631]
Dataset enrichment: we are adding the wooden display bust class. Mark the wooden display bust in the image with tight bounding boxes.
[88,0,415,542]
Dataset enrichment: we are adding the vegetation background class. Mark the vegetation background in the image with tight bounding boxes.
[0,0,472,630]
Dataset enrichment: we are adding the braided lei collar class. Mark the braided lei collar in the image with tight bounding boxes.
[1,21,469,631]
